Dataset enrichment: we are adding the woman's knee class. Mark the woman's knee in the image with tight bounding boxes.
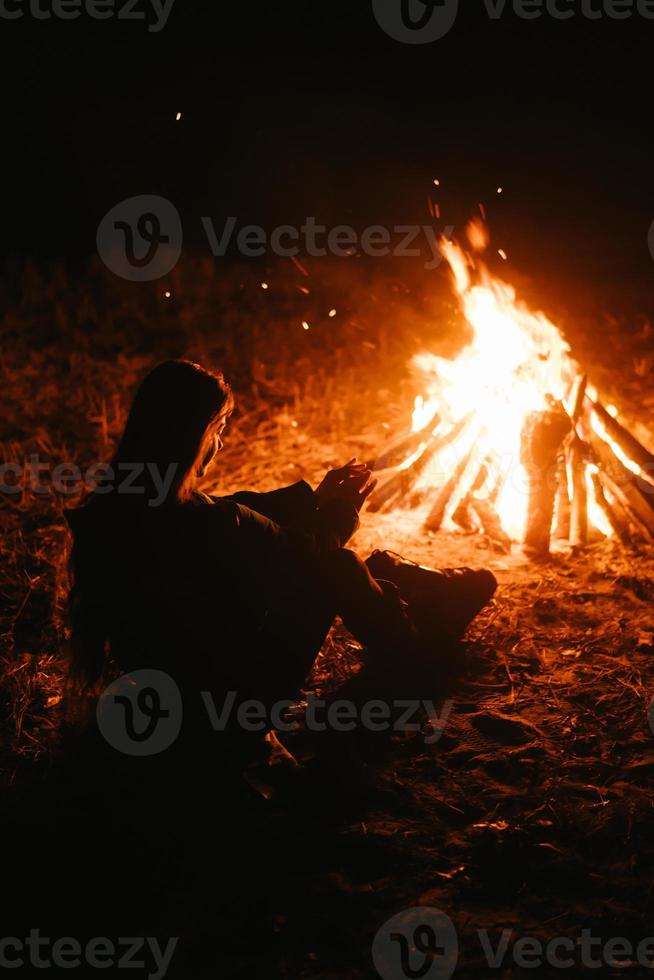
[321,548,382,598]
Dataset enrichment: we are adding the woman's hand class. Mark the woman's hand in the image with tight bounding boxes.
[315,458,378,512]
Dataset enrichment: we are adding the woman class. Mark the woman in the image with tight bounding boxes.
[67,359,496,753]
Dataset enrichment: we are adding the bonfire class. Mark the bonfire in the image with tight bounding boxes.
[368,222,654,557]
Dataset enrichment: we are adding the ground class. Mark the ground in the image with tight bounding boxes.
[2,253,654,978]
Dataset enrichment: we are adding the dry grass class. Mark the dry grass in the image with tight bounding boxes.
[0,252,452,781]
[3,253,654,976]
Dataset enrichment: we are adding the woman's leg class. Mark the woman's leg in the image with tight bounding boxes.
[259,548,421,705]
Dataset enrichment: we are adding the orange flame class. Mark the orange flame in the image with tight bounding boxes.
[413,236,579,540]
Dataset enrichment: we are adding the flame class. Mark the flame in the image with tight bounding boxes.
[411,394,439,434]
[412,237,577,541]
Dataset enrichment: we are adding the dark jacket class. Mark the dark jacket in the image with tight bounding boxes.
[66,481,358,694]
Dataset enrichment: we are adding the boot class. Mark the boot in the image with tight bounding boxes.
[365,550,497,649]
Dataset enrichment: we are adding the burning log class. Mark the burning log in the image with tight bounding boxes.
[423,438,480,533]
[367,414,471,513]
[569,374,587,426]
[569,436,588,549]
[520,406,571,555]
[452,460,489,531]
[590,470,633,548]
[589,431,654,540]
[469,497,512,551]
[450,456,512,549]
[367,415,441,472]
[553,454,571,540]
[588,398,654,494]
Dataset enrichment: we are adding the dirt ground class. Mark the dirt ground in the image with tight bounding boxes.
[2,254,654,978]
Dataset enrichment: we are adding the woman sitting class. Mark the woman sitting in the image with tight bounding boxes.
[66,359,496,758]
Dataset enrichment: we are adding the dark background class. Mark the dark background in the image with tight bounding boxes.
[2,0,653,316]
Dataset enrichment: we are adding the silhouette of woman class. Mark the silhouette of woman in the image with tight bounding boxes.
[66,359,495,757]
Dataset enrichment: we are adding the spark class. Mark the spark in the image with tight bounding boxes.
[164,290,171,298]
[498,249,508,261]
[302,320,310,331]
[175,112,182,121]
[497,187,503,194]
[328,309,337,317]
[261,282,269,289]
[433,178,440,186]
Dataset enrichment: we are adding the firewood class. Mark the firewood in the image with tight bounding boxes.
[590,471,633,548]
[588,431,654,540]
[588,398,654,492]
[452,460,489,531]
[367,414,471,513]
[520,406,571,555]
[423,442,477,532]
[367,414,441,472]
[569,436,588,549]
[553,453,571,540]
[469,497,512,551]
[569,374,588,424]
[451,496,476,531]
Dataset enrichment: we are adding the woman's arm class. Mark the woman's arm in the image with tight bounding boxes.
[216,480,316,525]
[211,473,364,548]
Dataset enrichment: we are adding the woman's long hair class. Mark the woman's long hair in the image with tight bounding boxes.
[69,360,233,691]
[109,359,234,503]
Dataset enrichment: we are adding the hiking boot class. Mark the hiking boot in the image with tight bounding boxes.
[365,550,497,644]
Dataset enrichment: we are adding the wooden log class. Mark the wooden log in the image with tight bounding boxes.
[569,436,588,549]
[367,414,471,513]
[469,497,512,551]
[588,398,654,494]
[569,374,588,424]
[451,495,476,531]
[590,471,633,548]
[423,443,477,532]
[520,406,571,555]
[452,460,488,530]
[367,414,441,472]
[588,431,654,539]
[553,453,571,540]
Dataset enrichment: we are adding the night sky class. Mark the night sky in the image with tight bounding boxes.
[2,0,653,313]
